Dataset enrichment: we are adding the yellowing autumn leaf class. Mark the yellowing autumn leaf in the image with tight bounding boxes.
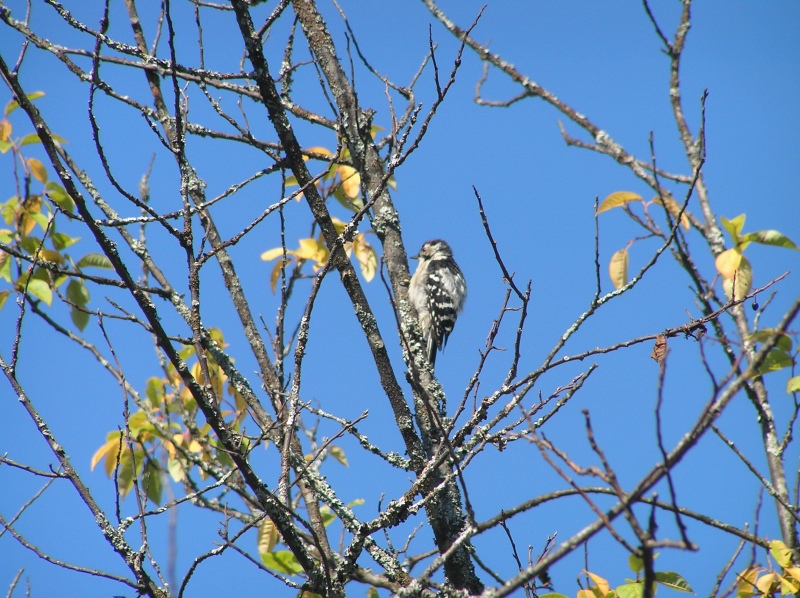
[585,571,610,595]
[295,237,329,267]
[303,146,333,161]
[714,248,742,279]
[27,157,48,183]
[258,517,280,555]
[261,247,290,262]
[337,164,361,199]
[755,572,778,595]
[608,248,628,289]
[597,191,642,214]
[17,195,43,237]
[652,195,690,230]
[721,255,752,300]
[353,233,377,282]
[269,258,290,293]
[770,540,793,569]
[0,119,11,142]
[329,445,349,466]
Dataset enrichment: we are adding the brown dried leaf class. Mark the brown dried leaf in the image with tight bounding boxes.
[651,334,668,363]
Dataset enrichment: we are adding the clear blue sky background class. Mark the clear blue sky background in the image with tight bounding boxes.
[1,1,799,597]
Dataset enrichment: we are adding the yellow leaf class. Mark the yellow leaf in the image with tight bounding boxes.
[586,571,610,595]
[17,195,42,237]
[770,540,793,569]
[780,575,800,594]
[722,255,752,301]
[755,572,777,594]
[27,157,48,183]
[597,191,642,214]
[652,195,690,230]
[258,517,280,555]
[330,216,347,235]
[721,214,746,243]
[304,146,333,159]
[0,119,11,142]
[90,431,124,477]
[608,248,628,289]
[337,164,361,199]
[295,237,329,266]
[736,566,761,598]
[715,248,743,279]
[269,257,290,293]
[784,567,800,582]
[39,249,64,264]
[329,445,348,466]
[353,233,377,282]
[261,247,290,261]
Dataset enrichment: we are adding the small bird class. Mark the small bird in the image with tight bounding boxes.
[408,239,467,366]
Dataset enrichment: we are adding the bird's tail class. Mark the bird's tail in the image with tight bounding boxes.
[427,334,437,368]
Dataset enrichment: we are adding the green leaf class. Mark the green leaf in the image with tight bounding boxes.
[319,505,336,527]
[0,290,9,310]
[51,231,80,250]
[167,458,185,483]
[261,550,304,575]
[19,133,43,147]
[24,277,52,305]
[788,376,800,394]
[20,235,44,255]
[142,460,162,505]
[597,191,643,214]
[0,139,13,154]
[0,252,11,282]
[71,305,90,330]
[76,253,114,269]
[45,182,74,213]
[616,582,644,598]
[67,278,90,306]
[654,571,694,593]
[740,230,799,251]
[145,377,164,408]
[4,91,46,116]
[720,214,746,244]
[628,554,644,574]
[749,330,792,352]
[754,349,793,376]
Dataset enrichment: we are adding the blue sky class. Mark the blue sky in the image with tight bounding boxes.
[1,1,799,596]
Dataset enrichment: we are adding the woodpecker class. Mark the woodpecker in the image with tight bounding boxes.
[408,239,467,366]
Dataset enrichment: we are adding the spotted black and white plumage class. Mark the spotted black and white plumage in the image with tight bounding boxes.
[408,239,467,367]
